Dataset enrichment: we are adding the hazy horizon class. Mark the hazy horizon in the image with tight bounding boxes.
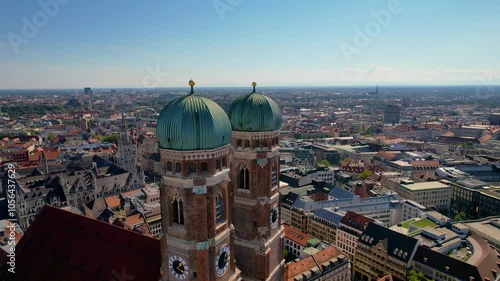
[1,0,499,89]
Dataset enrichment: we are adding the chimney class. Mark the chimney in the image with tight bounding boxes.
[492,270,497,278]
[470,277,474,281]
[424,257,428,262]
[445,266,450,272]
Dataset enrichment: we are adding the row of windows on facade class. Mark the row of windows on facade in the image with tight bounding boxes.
[171,192,225,225]
[235,137,279,149]
[165,158,227,174]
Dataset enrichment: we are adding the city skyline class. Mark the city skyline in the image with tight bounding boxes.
[1,0,500,89]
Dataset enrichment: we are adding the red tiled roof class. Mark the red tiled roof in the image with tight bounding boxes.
[479,134,493,143]
[105,195,121,209]
[283,224,312,247]
[312,246,344,265]
[340,211,373,232]
[28,151,41,161]
[285,256,316,280]
[285,246,346,281]
[11,205,161,281]
[44,150,62,161]
[126,212,145,227]
[375,151,400,161]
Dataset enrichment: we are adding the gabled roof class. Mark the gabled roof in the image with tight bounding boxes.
[11,205,161,281]
[283,224,312,247]
[285,245,347,281]
[359,222,419,263]
[96,208,116,223]
[339,211,373,232]
[281,192,299,205]
[105,195,121,209]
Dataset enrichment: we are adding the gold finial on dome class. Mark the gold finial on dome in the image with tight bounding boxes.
[189,79,195,95]
[252,81,257,93]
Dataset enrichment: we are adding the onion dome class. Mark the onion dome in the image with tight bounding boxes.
[157,80,232,150]
[229,82,282,132]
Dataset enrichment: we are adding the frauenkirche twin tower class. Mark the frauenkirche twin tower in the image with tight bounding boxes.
[157,80,285,281]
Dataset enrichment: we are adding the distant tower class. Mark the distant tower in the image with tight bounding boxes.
[116,113,140,188]
[384,104,401,125]
[368,86,378,95]
[402,97,411,108]
[84,87,93,96]
[489,113,500,125]
[228,82,285,280]
[157,80,241,281]
[80,118,88,131]
[41,150,49,182]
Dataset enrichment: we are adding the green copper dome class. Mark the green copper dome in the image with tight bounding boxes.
[157,81,232,151]
[229,83,282,132]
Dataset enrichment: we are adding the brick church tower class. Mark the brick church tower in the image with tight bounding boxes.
[228,82,285,280]
[157,81,241,281]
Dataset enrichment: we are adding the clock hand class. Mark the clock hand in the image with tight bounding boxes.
[177,263,184,274]
[223,253,228,263]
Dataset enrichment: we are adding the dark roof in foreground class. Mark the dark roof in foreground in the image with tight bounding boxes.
[359,222,419,263]
[413,245,481,281]
[4,205,161,281]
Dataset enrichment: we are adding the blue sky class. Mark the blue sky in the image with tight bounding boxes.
[1,0,499,89]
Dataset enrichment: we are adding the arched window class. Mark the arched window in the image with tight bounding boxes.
[201,162,208,172]
[173,194,184,224]
[222,157,226,168]
[245,140,250,148]
[239,165,249,189]
[215,160,220,171]
[272,138,275,145]
[215,190,225,224]
[237,139,242,147]
[263,140,268,148]
[167,161,172,171]
[189,163,197,173]
[255,140,260,148]
[175,163,181,173]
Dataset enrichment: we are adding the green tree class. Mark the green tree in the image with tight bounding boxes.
[317,160,331,167]
[357,170,373,180]
[455,211,467,222]
[47,133,56,141]
[341,157,352,163]
[102,134,119,144]
[407,270,433,281]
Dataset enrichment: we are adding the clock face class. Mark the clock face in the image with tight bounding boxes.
[169,255,188,280]
[270,206,279,229]
[215,245,230,276]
